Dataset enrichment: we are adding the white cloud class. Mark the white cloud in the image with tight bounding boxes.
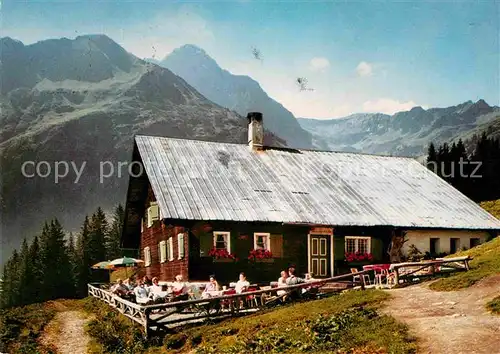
[356,61,373,77]
[309,57,330,72]
[362,98,419,115]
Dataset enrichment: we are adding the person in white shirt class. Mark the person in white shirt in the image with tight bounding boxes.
[149,277,168,302]
[277,270,289,296]
[134,279,151,304]
[234,272,251,309]
[171,274,189,301]
[235,272,250,294]
[201,275,221,299]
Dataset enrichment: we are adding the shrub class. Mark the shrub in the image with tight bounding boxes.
[407,244,424,262]
[164,333,187,350]
[190,333,203,347]
[0,303,57,353]
[310,306,378,347]
[84,300,148,353]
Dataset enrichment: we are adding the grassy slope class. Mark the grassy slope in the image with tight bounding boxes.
[486,296,500,315]
[429,236,500,291]
[480,199,500,219]
[0,302,58,353]
[81,290,417,354]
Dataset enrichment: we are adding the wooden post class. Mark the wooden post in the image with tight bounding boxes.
[394,268,399,286]
[144,308,151,339]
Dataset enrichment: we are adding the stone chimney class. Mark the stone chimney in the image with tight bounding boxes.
[247,112,264,151]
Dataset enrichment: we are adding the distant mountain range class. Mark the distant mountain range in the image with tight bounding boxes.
[298,100,500,156]
[0,35,284,263]
[1,34,499,264]
[156,45,312,149]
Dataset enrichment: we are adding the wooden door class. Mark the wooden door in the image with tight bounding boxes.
[309,235,331,277]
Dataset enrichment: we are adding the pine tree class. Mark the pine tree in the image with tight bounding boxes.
[18,239,34,306]
[76,216,92,297]
[28,236,44,303]
[39,219,75,301]
[88,207,108,264]
[67,233,78,290]
[1,250,21,308]
[106,204,125,259]
[426,142,438,173]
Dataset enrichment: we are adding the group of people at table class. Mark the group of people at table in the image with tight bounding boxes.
[110,267,317,305]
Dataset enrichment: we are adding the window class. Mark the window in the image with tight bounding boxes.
[159,241,167,263]
[450,238,460,254]
[254,233,271,250]
[168,237,174,261]
[177,233,185,259]
[147,202,159,228]
[470,238,481,248]
[430,238,440,255]
[213,231,231,252]
[144,247,151,267]
[345,236,371,254]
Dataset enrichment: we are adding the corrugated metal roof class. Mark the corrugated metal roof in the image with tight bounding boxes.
[135,135,500,230]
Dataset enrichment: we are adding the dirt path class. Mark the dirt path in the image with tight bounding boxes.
[382,275,500,354]
[42,309,92,354]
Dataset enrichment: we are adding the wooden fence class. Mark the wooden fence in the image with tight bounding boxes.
[88,269,371,337]
[390,256,473,284]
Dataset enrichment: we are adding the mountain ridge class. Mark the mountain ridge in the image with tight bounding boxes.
[298,99,500,156]
[158,44,313,149]
[0,35,285,264]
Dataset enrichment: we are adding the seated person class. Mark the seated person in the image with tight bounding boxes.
[202,275,220,299]
[277,270,289,296]
[123,278,135,292]
[302,273,319,295]
[285,267,305,285]
[285,267,306,299]
[149,277,169,302]
[134,279,151,304]
[171,274,189,300]
[111,279,129,297]
[142,275,153,286]
[235,272,250,294]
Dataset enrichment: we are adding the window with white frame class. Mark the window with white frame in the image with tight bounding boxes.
[213,232,231,252]
[177,233,185,259]
[168,237,174,261]
[254,233,271,250]
[144,246,151,266]
[159,241,167,263]
[345,236,371,254]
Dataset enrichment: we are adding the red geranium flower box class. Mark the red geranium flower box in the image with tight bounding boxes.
[345,251,374,263]
[248,249,273,262]
[208,248,237,262]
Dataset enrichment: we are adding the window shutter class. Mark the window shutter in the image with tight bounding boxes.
[159,241,167,263]
[166,239,170,261]
[147,202,159,227]
[144,247,151,266]
[270,234,283,258]
[141,218,144,233]
[178,233,185,259]
[168,237,174,261]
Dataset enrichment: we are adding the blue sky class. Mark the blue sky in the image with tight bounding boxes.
[2,0,499,118]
